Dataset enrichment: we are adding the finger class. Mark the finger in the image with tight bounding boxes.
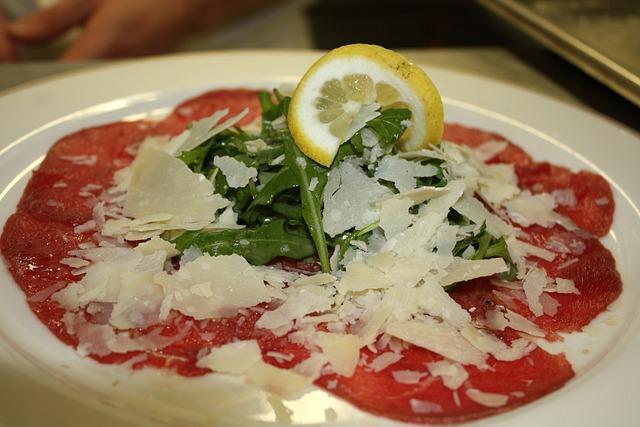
[0,11,16,62]
[61,0,179,61]
[60,8,121,61]
[8,0,97,42]
[0,33,16,62]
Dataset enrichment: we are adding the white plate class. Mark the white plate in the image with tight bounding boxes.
[0,51,639,427]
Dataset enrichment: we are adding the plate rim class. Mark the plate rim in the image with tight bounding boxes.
[0,49,639,427]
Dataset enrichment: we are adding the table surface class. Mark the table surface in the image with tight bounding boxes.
[0,47,576,100]
[1,47,637,133]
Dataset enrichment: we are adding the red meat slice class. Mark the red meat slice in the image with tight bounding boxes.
[318,341,573,424]
[444,123,533,167]
[496,225,621,335]
[156,89,262,136]
[444,123,615,237]
[448,227,621,340]
[516,163,614,238]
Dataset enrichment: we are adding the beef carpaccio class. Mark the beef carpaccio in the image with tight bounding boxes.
[0,89,621,424]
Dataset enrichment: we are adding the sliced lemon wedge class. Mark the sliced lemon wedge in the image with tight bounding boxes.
[288,44,444,167]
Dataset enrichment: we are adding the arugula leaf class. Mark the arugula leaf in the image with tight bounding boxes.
[416,158,448,188]
[450,221,518,285]
[471,231,492,260]
[365,108,412,149]
[271,201,303,221]
[246,145,285,167]
[178,142,210,173]
[259,90,291,142]
[452,222,486,257]
[241,166,298,222]
[173,219,315,266]
[283,135,331,272]
[330,221,379,266]
[485,237,518,281]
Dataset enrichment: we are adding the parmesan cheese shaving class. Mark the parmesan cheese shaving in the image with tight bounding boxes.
[245,362,312,399]
[213,156,258,188]
[369,351,402,372]
[391,370,428,384]
[256,285,335,333]
[385,319,487,366]
[379,197,414,238]
[504,191,559,228]
[155,254,282,320]
[555,278,580,294]
[322,158,392,237]
[410,399,443,415]
[441,258,508,287]
[453,195,514,238]
[461,326,534,361]
[474,140,508,161]
[173,108,249,155]
[522,267,550,317]
[374,155,438,192]
[316,332,360,377]
[196,340,262,374]
[466,389,509,408]
[426,360,468,390]
[116,147,230,232]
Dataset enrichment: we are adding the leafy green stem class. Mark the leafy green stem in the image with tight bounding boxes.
[283,136,331,272]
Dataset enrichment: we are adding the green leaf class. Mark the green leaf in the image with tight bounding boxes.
[284,135,331,272]
[173,219,315,266]
[247,145,285,167]
[485,237,518,281]
[330,221,379,266]
[471,231,492,260]
[448,221,518,288]
[259,90,291,141]
[452,222,486,257]
[177,142,210,173]
[241,166,298,221]
[366,108,412,148]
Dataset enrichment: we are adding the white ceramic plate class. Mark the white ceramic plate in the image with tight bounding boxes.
[0,51,638,427]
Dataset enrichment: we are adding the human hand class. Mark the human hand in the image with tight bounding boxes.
[7,0,235,61]
[0,8,16,62]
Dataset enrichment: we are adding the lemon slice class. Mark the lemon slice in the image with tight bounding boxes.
[288,44,444,167]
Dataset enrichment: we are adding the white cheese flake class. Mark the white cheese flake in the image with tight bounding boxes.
[117,147,230,232]
[155,254,281,320]
[461,326,534,361]
[410,399,443,415]
[453,195,514,238]
[466,389,509,408]
[426,360,468,390]
[196,340,262,375]
[504,191,559,228]
[391,370,428,384]
[385,319,486,366]
[245,362,312,399]
[522,267,550,317]
[173,108,249,155]
[379,197,414,238]
[474,140,508,161]
[316,332,360,377]
[322,158,392,237]
[441,258,508,287]
[555,278,580,294]
[374,155,438,192]
[256,285,335,333]
[213,155,258,188]
[369,351,403,372]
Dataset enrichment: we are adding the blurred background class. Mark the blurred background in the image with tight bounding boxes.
[0,0,638,130]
